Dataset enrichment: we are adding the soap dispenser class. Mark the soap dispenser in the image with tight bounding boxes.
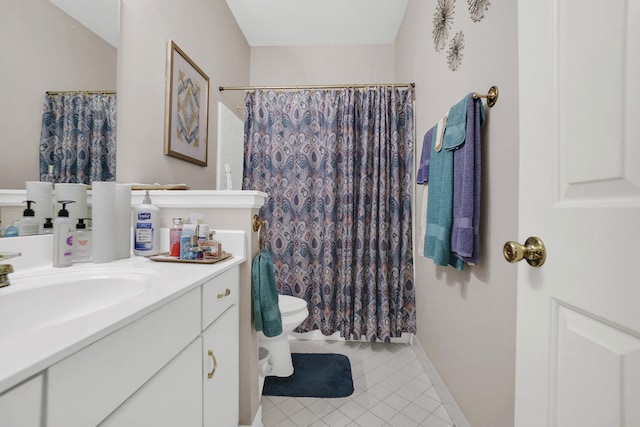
[18,200,39,236]
[53,200,75,268]
[74,218,92,262]
[42,218,54,234]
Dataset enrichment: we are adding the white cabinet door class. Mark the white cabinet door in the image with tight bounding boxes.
[100,338,202,427]
[516,1,640,426]
[48,288,201,427]
[0,375,43,427]
[203,305,239,427]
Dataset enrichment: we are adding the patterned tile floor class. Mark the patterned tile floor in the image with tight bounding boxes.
[261,339,456,427]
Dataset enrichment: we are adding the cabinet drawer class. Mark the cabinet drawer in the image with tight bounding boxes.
[47,288,200,427]
[202,267,239,330]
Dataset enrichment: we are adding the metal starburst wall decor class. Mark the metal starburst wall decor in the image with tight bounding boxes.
[432,0,455,51]
[447,31,465,71]
[467,0,491,22]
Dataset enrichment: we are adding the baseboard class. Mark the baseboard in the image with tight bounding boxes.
[290,330,413,344]
[412,337,471,427]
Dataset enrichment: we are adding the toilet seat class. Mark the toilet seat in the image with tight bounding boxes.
[278,295,307,316]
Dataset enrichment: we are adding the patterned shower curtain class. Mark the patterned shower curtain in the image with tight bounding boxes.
[39,92,117,184]
[243,87,416,342]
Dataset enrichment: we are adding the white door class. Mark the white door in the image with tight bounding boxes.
[515,1,640,426]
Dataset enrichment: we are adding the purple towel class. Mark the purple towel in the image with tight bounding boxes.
[450,96,485,263]
[416,127,435,185]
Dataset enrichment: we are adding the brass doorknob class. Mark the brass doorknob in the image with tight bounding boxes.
[503,237,546,267]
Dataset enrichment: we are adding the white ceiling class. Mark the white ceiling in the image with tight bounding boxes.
[49,0,119,47]
[225,0,410,47]
[47,0,409,49]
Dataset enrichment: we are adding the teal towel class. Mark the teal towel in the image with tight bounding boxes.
[424,94,471,270]
[252,250,283,337]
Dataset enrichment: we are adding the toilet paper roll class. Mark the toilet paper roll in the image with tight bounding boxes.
[115,184,132,259]
[26,181,54,232]
[91,182,116,263]
[55,183,88,227]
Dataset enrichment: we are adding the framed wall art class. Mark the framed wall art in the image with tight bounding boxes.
[164,40,209,166]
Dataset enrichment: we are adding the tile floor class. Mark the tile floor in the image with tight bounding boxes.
[261,339,456,427]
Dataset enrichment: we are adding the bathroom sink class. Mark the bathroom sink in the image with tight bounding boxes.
[0,268,158,339]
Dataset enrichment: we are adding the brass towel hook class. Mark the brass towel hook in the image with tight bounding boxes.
[252,214,267,253]
[472,85,499,107]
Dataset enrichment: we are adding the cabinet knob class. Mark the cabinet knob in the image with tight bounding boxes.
[207,350,218,379]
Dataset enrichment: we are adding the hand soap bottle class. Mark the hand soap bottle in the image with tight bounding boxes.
[18,200,39,236]
[42,218,54,234]
[53,200,75,268]
[74,218,92,262]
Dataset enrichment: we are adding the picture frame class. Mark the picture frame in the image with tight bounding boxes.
[164,40,209,166]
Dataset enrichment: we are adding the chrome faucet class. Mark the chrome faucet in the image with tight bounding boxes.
[0,252,21,288]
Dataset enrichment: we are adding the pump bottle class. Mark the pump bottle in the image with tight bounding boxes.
[74,218,92,262]
[53,200,75,268]
[18,200,39,236]
[133,190,160,256]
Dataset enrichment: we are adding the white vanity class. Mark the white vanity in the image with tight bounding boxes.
[0,189,267,426]
[0,232,244,427]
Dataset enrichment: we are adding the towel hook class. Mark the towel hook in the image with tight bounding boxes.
[472,85,499,107]
[252,214,267,253]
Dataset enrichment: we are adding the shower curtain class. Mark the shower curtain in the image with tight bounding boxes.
[39,92,117,184]
[243,87,416,342]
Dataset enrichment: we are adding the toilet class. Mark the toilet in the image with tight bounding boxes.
[258,295,309,377]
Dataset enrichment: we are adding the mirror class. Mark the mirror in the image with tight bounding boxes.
[0,0,117,190]
[0,0,117,235]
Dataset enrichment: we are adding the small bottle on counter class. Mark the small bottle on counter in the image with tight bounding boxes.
[202,230,222,260]
[179,224,197,259]
[18,200,39,236]
[169,217,184,257]
[4,220,19,237]
[74,218,92,262]
[42,218,54,234]
[184,233,203,260]
[53,200,75,268]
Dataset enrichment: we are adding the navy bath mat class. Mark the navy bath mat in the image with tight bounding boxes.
[262,353,354,398]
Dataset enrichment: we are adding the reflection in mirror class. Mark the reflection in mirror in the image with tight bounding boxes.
[0,0,117,190]
[0,0,116,235]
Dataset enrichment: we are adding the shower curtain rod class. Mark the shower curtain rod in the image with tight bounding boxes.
[46,90,116,96]
[218,83,415,91]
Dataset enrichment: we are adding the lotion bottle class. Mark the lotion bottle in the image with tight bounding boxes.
[18,200,39,236]
[53,200,75,268]
[133,190,160,256]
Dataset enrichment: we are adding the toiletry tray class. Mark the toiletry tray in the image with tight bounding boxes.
[147,252,232,264]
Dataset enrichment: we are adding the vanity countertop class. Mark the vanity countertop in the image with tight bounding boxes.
[0,240,245,393]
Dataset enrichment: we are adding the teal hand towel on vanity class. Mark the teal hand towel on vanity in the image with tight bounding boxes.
[252,250,283,337]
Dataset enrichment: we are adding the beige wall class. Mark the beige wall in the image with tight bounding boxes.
[0,0,117,189]
[116,1,254,422]
[396,1,519,427]
[116,0,250,189]
[250,44,395,85]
